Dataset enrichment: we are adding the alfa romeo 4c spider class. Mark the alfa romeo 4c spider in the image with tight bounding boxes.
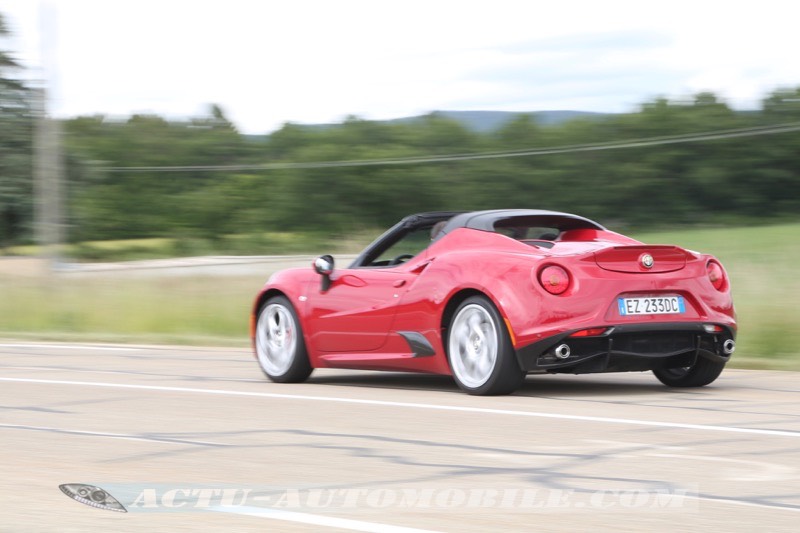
[250,210,736,395]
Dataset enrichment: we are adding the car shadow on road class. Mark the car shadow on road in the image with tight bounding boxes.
[307,372,460,393]
[306,371,677,397]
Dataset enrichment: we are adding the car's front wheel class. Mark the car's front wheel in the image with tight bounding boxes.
[255,296,312,383]
[446,295,525,395]
[652,358,726,387]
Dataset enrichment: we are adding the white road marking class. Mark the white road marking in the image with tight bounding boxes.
[0,364,263,382]
[691,496,800,513]
[1,377,798,439]
[0,365,154,376]
[209,498,800,523]
[210,505,444,532]
[0,343,137,351]
[0,423,227,446]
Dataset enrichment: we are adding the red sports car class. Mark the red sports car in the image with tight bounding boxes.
[250,210,736,395]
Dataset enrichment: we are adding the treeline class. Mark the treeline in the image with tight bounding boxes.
[0,13,33,248]
[2,8,800,246]
[59,91,800,244]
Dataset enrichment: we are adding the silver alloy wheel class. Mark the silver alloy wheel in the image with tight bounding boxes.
[256,303,298,377]
[448,303,499,388]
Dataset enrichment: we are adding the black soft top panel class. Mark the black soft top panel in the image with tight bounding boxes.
[440,209,605,235]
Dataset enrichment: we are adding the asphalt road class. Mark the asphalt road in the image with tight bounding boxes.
[1,342,798,532]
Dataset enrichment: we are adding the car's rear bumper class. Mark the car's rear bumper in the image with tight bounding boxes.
[515,322,736,374]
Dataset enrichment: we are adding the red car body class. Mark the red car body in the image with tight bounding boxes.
[251,210,736,395]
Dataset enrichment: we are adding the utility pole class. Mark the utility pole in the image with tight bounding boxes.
[33,85,63,267]
[33,1,63,269]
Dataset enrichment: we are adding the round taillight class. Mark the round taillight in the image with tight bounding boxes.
[707,261,725,291]
[539,265,570,295]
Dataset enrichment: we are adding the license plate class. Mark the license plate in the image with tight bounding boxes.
[618,296,685,316]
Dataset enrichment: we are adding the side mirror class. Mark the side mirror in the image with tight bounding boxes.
[313,255,334,291]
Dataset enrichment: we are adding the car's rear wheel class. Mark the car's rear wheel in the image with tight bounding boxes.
[652,358,726,387]
[446,295,525,395]
[255,296,312,383]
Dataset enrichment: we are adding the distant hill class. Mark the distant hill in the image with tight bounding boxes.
[390,110,611,132]
[285,110,612,135]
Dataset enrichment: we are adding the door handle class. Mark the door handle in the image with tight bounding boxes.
[393,279,406,288]
[410,258,434,274]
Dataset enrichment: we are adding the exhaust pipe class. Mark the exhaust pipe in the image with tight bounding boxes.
[722,339,736,355]
[554,344,571,359]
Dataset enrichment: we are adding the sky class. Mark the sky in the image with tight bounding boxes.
[2,0,799,134]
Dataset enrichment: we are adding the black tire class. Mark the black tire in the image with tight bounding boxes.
[446,295,525,395]
[254,296,312,383]
[652,358,726,387]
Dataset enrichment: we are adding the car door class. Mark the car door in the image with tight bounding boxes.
[304,266,417,353]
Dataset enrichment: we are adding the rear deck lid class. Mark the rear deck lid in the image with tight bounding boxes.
[593,245,691,273]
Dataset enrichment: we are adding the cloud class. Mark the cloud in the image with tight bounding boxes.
[3,0,800,133]
[427,31,682,113]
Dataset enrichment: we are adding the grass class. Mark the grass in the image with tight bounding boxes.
[2,230,375,262]
[1,223,798,369]
[633,223,800,369]
[0,274,260,348]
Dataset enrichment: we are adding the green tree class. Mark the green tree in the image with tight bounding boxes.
[53,85,800,250]
[0,13,34,248]
[762,87,800,120]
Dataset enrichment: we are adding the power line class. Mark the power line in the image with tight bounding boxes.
[100,121,800,173]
